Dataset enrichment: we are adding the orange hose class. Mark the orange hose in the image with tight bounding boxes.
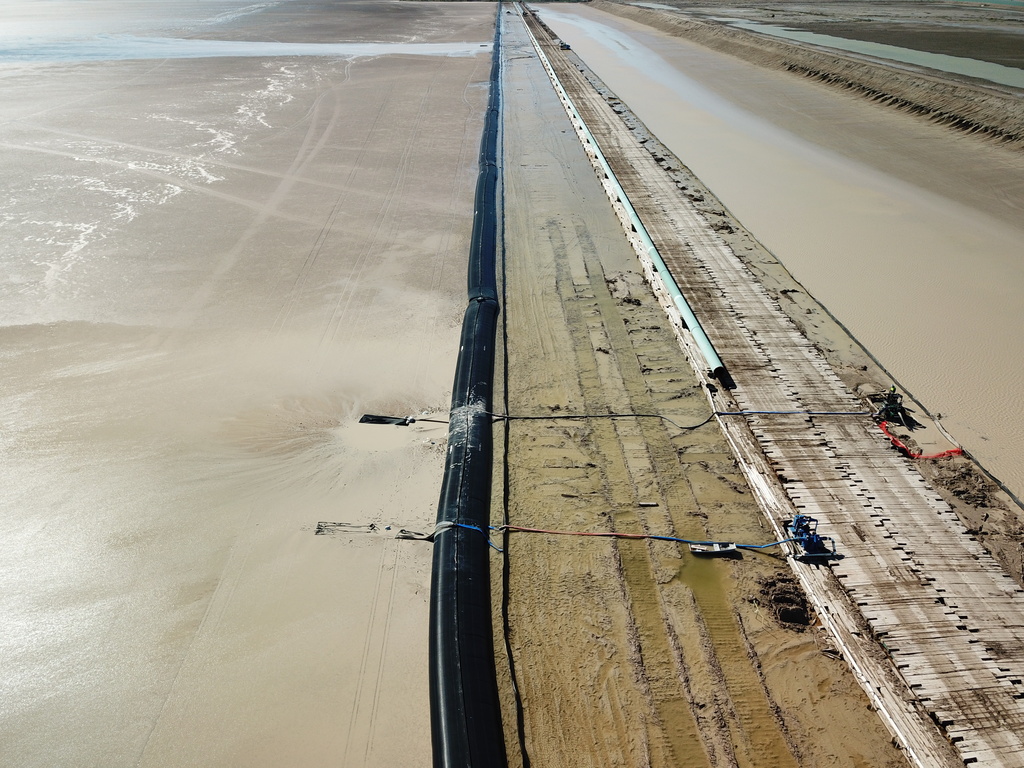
[879,421,963,459]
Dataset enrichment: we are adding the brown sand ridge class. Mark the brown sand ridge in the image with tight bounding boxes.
[591,0,1024,146]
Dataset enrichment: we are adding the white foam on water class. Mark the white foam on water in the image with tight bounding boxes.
[0,52,323,311]
[127,157,225,184]
[199,2,281,28]
[235,63,302,130]
[23,219,101,292]
[9,170,185,302]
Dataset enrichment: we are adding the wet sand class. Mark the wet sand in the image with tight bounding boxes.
[0,2,492,765]
[539,2,1024,500]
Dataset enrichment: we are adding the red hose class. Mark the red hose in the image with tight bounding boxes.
[879,421,962,459]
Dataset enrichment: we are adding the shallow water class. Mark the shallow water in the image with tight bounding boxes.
[715,17,1024,89]
[0,0,280,40]
[0,36,490,63]
[0,1,491,764]
[0,0,489,62]
[541,6,1024,499]
[948,0,1024,7]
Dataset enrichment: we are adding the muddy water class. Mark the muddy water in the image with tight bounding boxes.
[540,5,1024,499]
[0,1,492,765]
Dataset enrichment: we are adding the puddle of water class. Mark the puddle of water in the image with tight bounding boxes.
[715,17,1024,89]
[629,2,680,10]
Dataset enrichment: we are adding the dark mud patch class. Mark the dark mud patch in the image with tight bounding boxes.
[754,573,811,630]
[801,22,1024,71]
[930,457,1001,508]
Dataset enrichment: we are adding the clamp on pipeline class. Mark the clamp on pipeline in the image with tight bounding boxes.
[397,521,503,551]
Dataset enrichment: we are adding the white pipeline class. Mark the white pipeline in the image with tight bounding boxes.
[519,6,726,379]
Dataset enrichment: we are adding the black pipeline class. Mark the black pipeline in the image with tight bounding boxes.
[428,6,507,768]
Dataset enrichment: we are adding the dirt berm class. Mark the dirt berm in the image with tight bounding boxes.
[593,0,1024,146]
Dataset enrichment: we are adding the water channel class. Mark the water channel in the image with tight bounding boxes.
[541,5,1024,499]
[713,17,1024,90]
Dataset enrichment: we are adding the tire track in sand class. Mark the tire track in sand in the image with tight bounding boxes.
[166,66,353,332]
[314,55,451,361]
[341,541,399,767]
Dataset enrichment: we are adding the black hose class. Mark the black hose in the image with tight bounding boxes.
[428,7,508,768]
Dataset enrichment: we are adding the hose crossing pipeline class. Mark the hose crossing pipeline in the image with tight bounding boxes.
[441,521,800,552]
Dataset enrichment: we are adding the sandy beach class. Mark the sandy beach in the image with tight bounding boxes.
[0,2,491,765]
